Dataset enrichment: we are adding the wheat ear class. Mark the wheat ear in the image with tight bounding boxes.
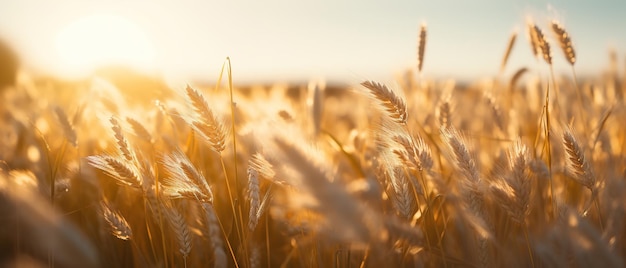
[531,24,552,65]
[86,155,142,188]
[247,166,260,231]
[361,80,408,125]
[110,116,134,162]
[437,93,452,130]
[126,116,153,143]
[417,23,427,73]
[53,106,77,147]
[527,22,540,60]
[100,201,132,240]
[441,128,489,265]
[161,151,213,203]
[165,207,192,259]
[551,20,576,65]
[186,85,226,153]
[500,30,517,72]
[562,130,595,191]
[201,203,227,268]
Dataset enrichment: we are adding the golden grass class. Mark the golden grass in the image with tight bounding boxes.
[0,16,625,268]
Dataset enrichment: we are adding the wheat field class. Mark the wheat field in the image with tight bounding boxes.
[0,19,625,268]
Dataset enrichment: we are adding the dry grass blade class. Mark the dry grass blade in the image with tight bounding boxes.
[551,20,576,65]
[101,201,132,240]
[361,80,408,125]
[417,23,427,73]
[53,106,77,147]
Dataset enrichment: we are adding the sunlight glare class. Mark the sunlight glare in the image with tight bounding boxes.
[54,14,156,77]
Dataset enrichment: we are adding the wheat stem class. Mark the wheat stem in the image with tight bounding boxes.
[594,197,604,232]
[523,224,536,268]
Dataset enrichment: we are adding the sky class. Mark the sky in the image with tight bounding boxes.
[1,0,625,84]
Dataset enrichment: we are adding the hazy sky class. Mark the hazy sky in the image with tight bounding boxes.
[1,0,624,84]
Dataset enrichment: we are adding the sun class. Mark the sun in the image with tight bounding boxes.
[55,14,157,77]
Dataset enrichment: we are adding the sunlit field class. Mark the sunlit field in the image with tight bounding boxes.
[1,12,626,268]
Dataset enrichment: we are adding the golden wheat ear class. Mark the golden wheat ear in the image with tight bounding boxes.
[53,106,77,147]
[532,24,552,65]
[551,20,576,65]
[360,80,408,125]
[246,165,260,231]
[185,85,227,153]
[163,206,192,259]
[562,129,595,191]
[500,30,517,72]
[100,201,133,241]
[417,23,427,73]
[86,155,142,188]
